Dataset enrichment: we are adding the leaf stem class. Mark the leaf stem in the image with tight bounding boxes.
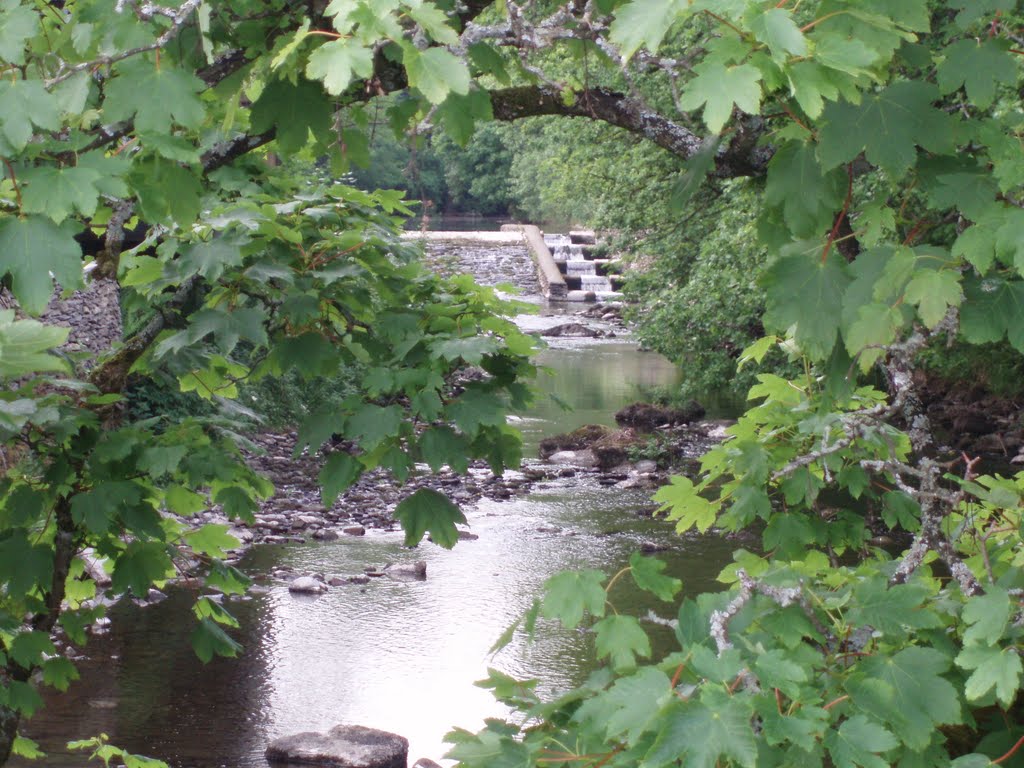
[800,11,846,33]
[702,10,746,37]
[821,164,853,264]
[822,694,849,711]
[1,157,23,212]
[994,733,1024,764]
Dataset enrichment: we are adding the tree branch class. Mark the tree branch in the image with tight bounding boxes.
[488,85,771,176]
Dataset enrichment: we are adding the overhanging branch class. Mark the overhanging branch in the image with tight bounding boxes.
[488,85,771,177]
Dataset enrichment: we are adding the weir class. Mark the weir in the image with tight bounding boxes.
[406,226,622,302]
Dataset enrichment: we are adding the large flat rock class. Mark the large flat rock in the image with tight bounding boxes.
[266,724,409,768]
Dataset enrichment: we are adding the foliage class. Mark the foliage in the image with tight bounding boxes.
[0,0,545,760]
[2,0,1024,766]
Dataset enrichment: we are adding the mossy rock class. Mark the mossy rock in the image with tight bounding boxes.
[539,424,613,458]
[615,401,705,431]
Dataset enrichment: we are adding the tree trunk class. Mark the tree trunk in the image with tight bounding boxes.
[0,702,20,764]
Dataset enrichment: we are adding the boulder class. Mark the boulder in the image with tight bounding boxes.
[546,449,598,467]
[413,760,443,768]
[342,525,366,536]
[383,561,427,581]
[288,576,327,594]
[614,401,705,431]
[266,724,408,768]
[540,322,602,338]
[539,425,611,459]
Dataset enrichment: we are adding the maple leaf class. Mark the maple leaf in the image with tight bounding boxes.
[0,215,83,314]
[104,58,205,133]
[679,62,762,133]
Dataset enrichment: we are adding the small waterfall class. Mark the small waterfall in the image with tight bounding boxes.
[544,231,621,301]
[565,261,595,277]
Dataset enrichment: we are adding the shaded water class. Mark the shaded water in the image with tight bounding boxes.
[18,318,735,767]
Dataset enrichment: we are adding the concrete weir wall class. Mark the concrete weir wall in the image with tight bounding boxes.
[403,227,568,299]
[501,224,568,299]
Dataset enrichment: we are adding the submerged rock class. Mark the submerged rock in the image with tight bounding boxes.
[288,576,327,594]
[540,322,603,338]
[384,561,427,581]
[265,724,408,768]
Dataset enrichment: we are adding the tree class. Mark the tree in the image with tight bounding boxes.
[2,0,1024,765]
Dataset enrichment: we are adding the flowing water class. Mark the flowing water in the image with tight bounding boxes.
[17,281,736,768]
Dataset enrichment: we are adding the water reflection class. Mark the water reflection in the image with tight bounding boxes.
[16,324,735,768]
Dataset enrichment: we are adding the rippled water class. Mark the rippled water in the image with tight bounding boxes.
[18,312,735,768]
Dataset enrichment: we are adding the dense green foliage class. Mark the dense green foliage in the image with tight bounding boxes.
[2,0,1024,766]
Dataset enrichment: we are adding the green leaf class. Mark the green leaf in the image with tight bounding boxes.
[419,426,470,473]
[593,615,650,672]
[110,541,174,597]
[19,165,102,223]
[179,236,246,281]
[184,524,239,558]
[41,656,80,692]
[962,587,1012,646]
[669,136,720,210]
[856,647,962,750]
[0,310,70,376]
[540,569,606,628]
[787,61,840,119]
[750,8,807,64]
[165,485,207,516]
[0,531,52,597]
[446,389,506,436]
[251,77,334,152]
[139,445,187,478]
[824,715,899,768]
[0,79,60,153]
[960,277,1024,351]
[847,578,941,635]
[191,617,242,663]
[903,269,962,328]
[608,0,684,60]
[104,58,206,133]
[678,62,762,134]
[845,303,902,370]
[404,46,470,104]
[818,81,953,175]
[950,0,1016,27]
[8,630,55,668]
[0,2,38,66]
[653,475,718,533]
[956,645,1023,708]
[645,695,757,768]
[0,215,83,315]
[629,552,681,601]
[347,403,403,450]
[12,735,44,759]
[393,488,467,549]
[754,649,808,698]
[762,251,851,360]
[129,157,203,226]
[432,335,499,365]
[319,452,360,507]
[600,667,672,743]
[765,140,846,238]
[406,2,458,45]
[940,29,1016,99]
[436,87,494,146]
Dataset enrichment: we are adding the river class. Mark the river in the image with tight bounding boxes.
[18,312,735,767]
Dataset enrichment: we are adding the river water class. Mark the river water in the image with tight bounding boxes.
[18,314,735,767]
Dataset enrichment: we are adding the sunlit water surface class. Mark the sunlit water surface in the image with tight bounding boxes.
[18,308,735,767]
